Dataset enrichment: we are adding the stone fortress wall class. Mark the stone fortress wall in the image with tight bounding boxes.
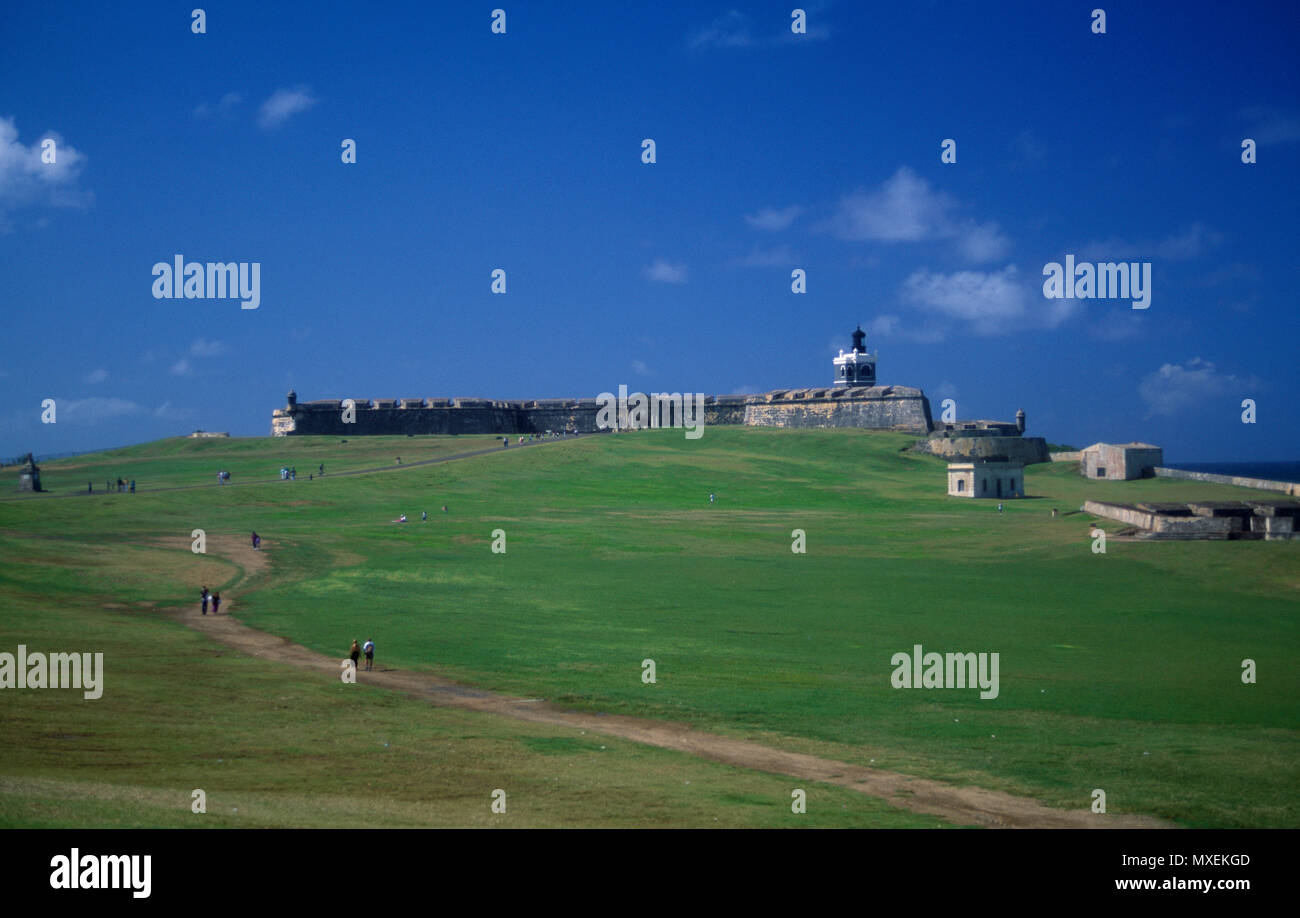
[271,386,937,437]
[740,385,932,432]
[268,327,1057,454]
[910,416,1051,465]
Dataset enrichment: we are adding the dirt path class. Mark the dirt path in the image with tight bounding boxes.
[174,536,1171,829]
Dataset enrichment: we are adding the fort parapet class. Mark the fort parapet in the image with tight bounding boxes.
[911,416,1050,465]
[271,386,936,437]
[268,327,1054,447]
[1086,499,1300,540]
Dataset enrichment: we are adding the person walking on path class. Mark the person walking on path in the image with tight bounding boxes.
[129,480,135,493]
[349,639,361,672]
[363,639,374,671]
[252,532,261,550]
[211,593,221,614]
[200,587,209,615]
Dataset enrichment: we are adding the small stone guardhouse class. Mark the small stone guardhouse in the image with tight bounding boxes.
[948,458,1024,499]
[1080,442,1163,480]
[17,453,42,492]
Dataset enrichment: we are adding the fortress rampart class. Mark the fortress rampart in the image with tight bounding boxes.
[740,386,932,431]
[913,435,1051,465]
[910,415,1050,464]
[1152,466,1300,498]
[267,329,1059,447]
[271,386,935,437]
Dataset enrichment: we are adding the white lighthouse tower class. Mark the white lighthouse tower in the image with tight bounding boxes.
[832,325,877,387]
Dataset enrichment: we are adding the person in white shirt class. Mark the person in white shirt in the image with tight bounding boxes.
[363,639,375,671]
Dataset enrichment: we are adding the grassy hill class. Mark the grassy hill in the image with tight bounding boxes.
[1,429,1296,827]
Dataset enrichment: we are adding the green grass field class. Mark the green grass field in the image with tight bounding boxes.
[1,429,1296,827]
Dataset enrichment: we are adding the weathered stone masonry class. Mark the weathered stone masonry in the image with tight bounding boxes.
[271,386,935,437]
[268,327,1050,449]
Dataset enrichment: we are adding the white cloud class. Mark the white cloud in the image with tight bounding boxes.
[728,244,796,268]
[857,313,948,345]
[821,167,1008,262]
[631,360,650,376]
[1010,129,1045,164]
[57,397,145,422]
[688,10,755,48]
[1080,223,1222,262]
[1154,224,1222,259]
[194,92,243,118]
[956,221,1011,262]
[1040,283,1084,328]
[1240,105,1300,145]
[1137,357,1255,418]
[687,8,829,49]
[824,168,947,242]
[166,339,224,377]
[643,258,687,284]
[1087,311,1147,342]
[153,401,186,419]
[258,86,318,129]
[902,265,1028,336]
[0,118,91,224]
[866,315,900,338]
[933,380,959,401]
[189,338,226,357]
[745,205,804,231]
[82,368,109,384]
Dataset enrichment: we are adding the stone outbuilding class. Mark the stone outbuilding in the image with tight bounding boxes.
[947,459,1025,499]
[1085,499,1300,541]
[1080,442,1163,480]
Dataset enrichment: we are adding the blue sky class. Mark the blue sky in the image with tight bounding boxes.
[2,1,1297,462]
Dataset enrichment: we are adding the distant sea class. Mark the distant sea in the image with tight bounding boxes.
[1168,461,1300,484]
